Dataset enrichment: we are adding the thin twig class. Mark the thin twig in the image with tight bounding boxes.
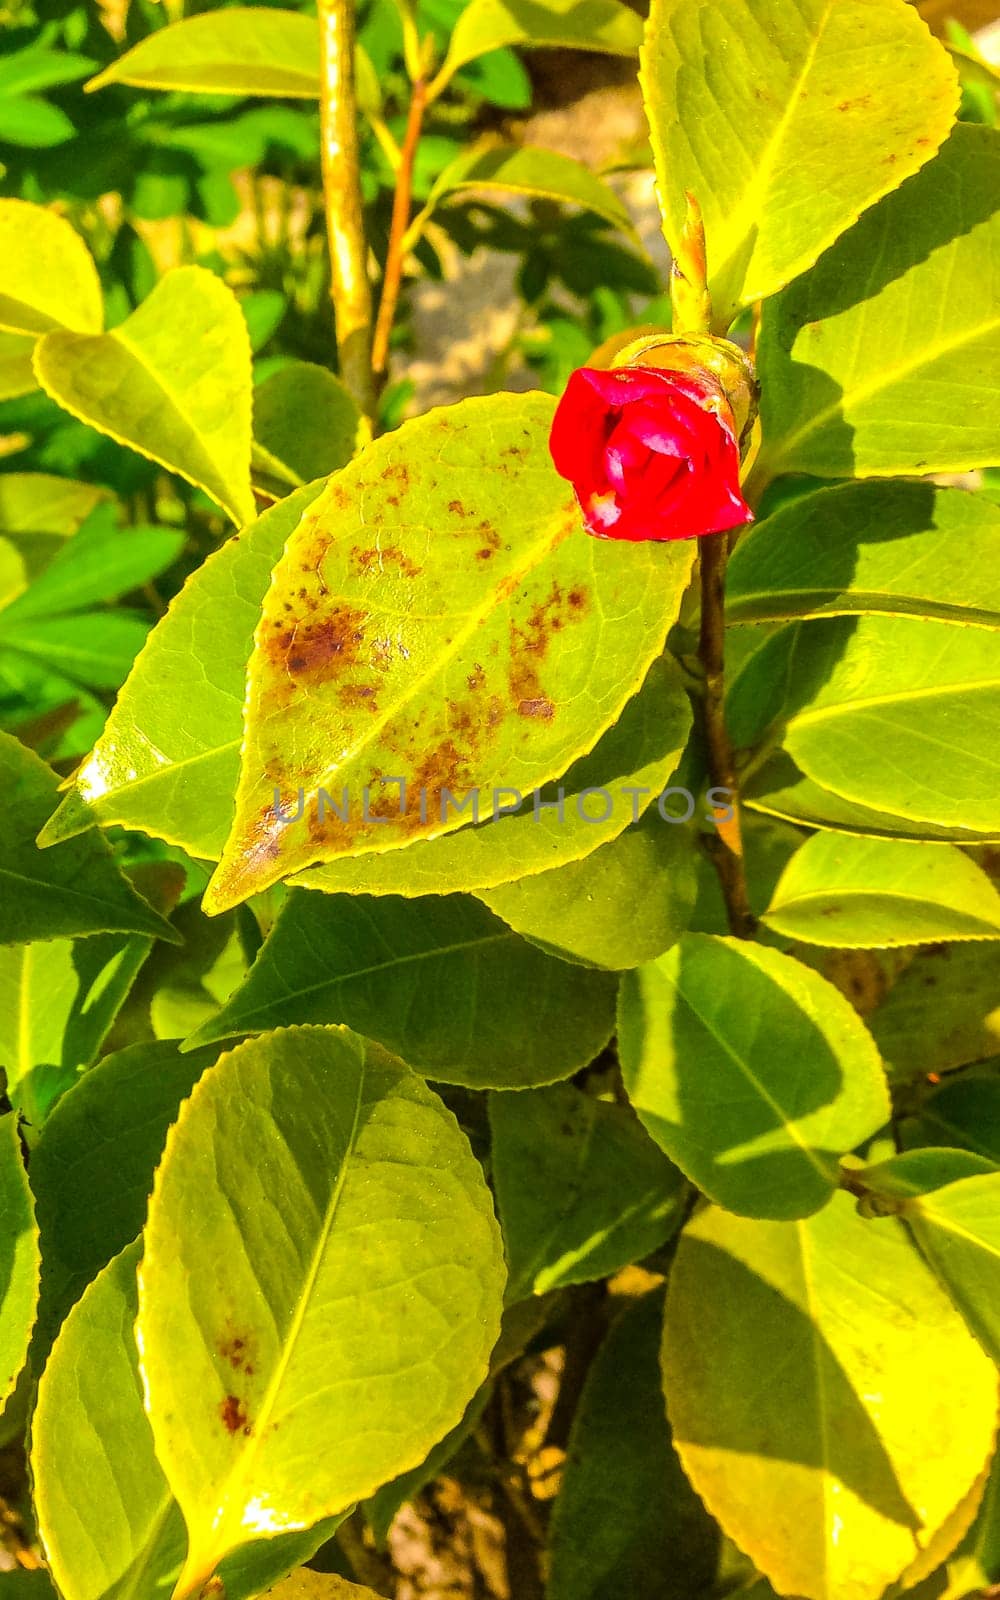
[371,76,428,386]
[317,0,375,417]
[697,533,757,939]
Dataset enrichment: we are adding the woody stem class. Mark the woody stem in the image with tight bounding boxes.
[697,532,756,939]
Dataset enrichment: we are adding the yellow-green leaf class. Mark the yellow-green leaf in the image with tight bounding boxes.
[205,393,694,913]
[0,200,102,336]
[640,0,958,326]
[417,144,634,238]
[184,890,617,1090]
[0,1114,39,1409]
[32,1241,345,1600]
[726,482,1000,629]
[436,0,643,94]
[662,1195,999,1600]
[137,1027,505,1593]
[87,8,324,97]
[0,331,37,401]
[763,835,1000,948]
[34,266,254,526]
[754,124,1000,483]
[619,935,890,1218]
[252,361,361,492]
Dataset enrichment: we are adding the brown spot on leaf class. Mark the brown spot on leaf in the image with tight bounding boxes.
[467,665,486,692]
[269,606,368,678]
[518,696,555,720]
[220,1395,250,1435]
[350,545,421,579]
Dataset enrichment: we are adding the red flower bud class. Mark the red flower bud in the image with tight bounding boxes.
[549,364,754,543]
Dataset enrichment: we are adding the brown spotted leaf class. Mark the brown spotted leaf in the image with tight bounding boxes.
[205,394,695,913]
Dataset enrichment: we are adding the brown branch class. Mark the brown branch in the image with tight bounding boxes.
[371,76,428,386]
[697,532,757,939]
[317,0,375,417]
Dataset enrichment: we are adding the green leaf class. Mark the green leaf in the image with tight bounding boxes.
[0,332,37,402]
[901,1066,1000,1164]
[871,944,1000,1085]
[0,473,108,541]
[0,730,179,945]
[744,750,1000,845]
[727,616,1000,835]
[0,517,184,623]
[618,934,890,1218]
[754,124,1000,483]
[640,0,957,325]
[87,8,323,96]
[263,1574,386,1600]
[206,393,694,911]
[927,1447,1000,1600]
[29,1039,218,1357]
[0,200,102,336]
[136,1026,505,1593]
[763,835,1000,948]
[185,891,616,1089]
[299,655,692,898]
[0,95,75,148]
[661,1194,998,1600]
[489,1084,687,1299]
[548,1289,718,1600]
[32,1242,346,1600]
[898,1170,1000,1365]
[34,267,255,526]
[726,483,1000,629]
[418,144,634,236]
[0,1114,39,1408]
[0,935,159,1122]
[252,361,361,492]
[0,44,95,95]
[435,0,643,92]
[148,904,248,1041]
[0,610,151,691]
[39,485,325,860]
[480,801,698,969]
[850,1147,997,1205]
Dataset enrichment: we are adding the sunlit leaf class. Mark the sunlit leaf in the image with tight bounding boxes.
[755,125,1000,482]
[619,934,890,1218]
[641,0,957,324]
[763,835,1000,947]
[137,1027,505,1593]
[662,1195,998,1600]
[0,1114,39,1409]
[0,200,102,337]
[207,392,694,911]
[35,267,255,526]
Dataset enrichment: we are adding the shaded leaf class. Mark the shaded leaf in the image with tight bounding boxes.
[744,750,1000,846]
[0,332,37,402]
[548,1289,718,1600]
[727,482,1000,629]
[252,361,360,491]
[755,125,1000,482]
[489,1083,687,1299]
[901,1066,1000,1165]
[641,0,957,323]
[0,1114,39,1408]
[871,944,1000,1085]
[137,1027,505,1593]
[35,267,254,526]
[901,1170,1000,1365]
[0,730,178,945]
[29,1039,218,1357]
[185,890,616,1089]
[727,616,1000,835]
[618,934,890,1218]
[662,1195,998,1600]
